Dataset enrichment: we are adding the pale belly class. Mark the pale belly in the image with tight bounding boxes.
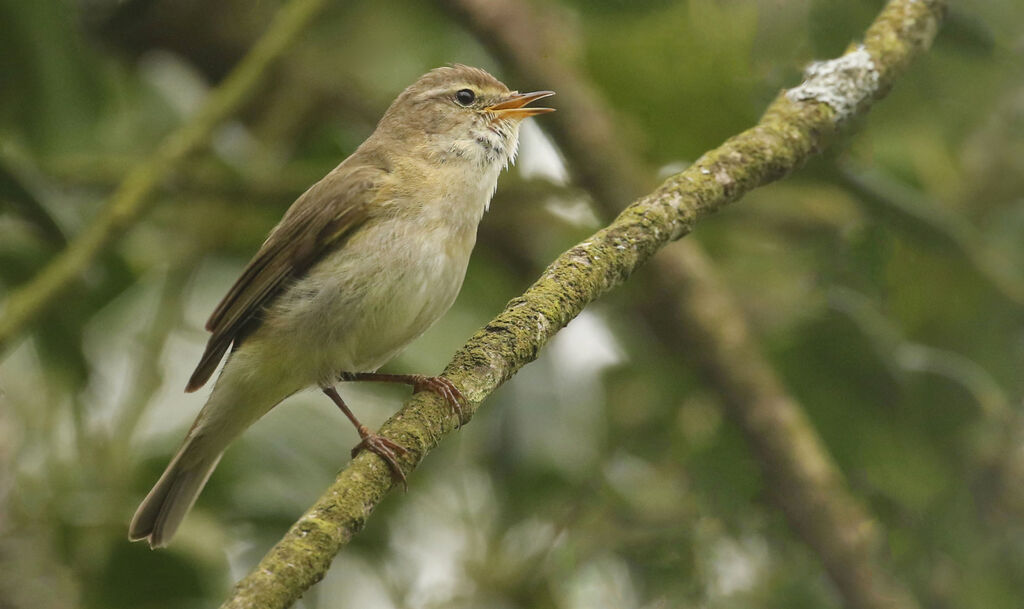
[245,214,475,388]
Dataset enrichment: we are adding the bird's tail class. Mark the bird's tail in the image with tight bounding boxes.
[129,345,299,548]
[129,434,224,548]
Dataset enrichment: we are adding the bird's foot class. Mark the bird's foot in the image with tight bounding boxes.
[340,372,467,427]
[409,375,467,426]
[352,430,409,490]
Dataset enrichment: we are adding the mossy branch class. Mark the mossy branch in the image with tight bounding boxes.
[438,1,933,608]
[0,0,328,353]
[220,1,947,607]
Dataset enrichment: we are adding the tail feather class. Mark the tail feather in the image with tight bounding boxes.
[129,438,223,548]
[132,343,297,548]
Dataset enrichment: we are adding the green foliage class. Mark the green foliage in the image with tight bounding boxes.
[1,1,1021,608]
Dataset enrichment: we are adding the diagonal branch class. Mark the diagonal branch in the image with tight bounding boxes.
[0,0,328,353]
[219,1,947,607]
[437,1,929,608]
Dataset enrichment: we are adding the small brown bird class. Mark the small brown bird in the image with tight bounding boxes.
[129,65,554,547]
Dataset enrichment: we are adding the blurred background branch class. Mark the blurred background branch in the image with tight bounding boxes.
[0,0,328,353]
[834,163,1024,306]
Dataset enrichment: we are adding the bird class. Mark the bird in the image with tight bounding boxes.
[129,64,554,548]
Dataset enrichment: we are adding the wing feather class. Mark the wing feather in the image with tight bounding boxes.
[185,165,380,392]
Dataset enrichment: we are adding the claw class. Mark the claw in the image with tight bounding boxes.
[413,376,467,428]
[352,433,409,490]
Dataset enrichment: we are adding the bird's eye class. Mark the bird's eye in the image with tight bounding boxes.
[455,89,476,106]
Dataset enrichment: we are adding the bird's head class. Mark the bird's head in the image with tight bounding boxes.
[377,64,554,169]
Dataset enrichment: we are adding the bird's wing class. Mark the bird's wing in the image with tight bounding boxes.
[185,165,382,392]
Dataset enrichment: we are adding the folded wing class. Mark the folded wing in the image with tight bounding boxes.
[185,165,381,392]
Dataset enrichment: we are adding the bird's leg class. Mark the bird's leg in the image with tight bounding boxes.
[339,372,466,425]
[322,385,407,488]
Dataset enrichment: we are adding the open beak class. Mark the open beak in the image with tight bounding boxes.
[485,90,556,119]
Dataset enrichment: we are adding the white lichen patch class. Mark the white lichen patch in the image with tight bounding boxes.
[786,45,880,122]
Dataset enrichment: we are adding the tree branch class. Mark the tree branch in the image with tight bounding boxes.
[0,0,328,353]
[436,1,933,608]
[219,1,947,607]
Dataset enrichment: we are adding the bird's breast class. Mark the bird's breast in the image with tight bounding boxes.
[260,190,487,384]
